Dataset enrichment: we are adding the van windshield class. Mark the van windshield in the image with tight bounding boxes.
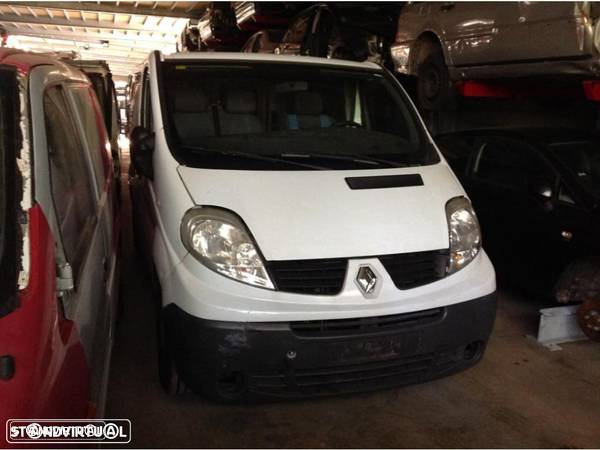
[160,61,438,170]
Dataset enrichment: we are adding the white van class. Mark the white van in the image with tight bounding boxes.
[128,51,496,400]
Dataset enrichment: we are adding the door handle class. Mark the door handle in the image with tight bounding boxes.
[441,3,455,12]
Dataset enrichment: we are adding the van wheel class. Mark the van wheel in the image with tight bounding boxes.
[416,46,457,112]
[157,308,187,396]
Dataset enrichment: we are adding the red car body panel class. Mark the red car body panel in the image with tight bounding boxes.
[0,206,90,427]
[0,52,119,445]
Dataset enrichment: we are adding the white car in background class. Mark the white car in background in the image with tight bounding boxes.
[128,51,496,401]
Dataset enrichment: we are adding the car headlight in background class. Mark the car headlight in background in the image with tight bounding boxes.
[181,207,274,289]
[446,197,481,274]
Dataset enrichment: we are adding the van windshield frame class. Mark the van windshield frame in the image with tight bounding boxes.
[157,60,439,171]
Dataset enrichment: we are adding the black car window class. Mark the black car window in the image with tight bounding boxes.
[548,140,600,198]
[312,9,335,57]
[0,81,6,268]
[0,68,19,317]
[473,137,556,193]
[435,134,478,175]
[142,69,153,130]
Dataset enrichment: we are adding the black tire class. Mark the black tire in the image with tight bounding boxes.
[416,46,457,112]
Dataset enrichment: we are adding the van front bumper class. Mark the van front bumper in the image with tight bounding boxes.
[164,293,497,401]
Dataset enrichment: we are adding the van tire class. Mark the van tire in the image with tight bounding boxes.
[416,46,457,112]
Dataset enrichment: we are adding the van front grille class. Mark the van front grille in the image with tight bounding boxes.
[267,258,348,295]
[379,249,448,290]
[267,249,449,295]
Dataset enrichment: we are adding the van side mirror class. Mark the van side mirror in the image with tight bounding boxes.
[130,126,155,180]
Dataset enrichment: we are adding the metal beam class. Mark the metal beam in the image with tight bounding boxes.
[10,2,206,19]
[0,12,183,34]
[16,41,149,61]
[11,34,161,52]
[1,24,178,45]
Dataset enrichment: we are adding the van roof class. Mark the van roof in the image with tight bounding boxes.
[159,51,383,71]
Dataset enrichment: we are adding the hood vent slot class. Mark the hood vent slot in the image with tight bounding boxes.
[345,174,424,190]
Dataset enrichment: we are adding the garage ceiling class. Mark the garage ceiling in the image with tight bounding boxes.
[1,1,209,80]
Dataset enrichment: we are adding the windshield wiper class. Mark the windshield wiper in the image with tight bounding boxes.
[280,152,411,168]
[182,146,329,170]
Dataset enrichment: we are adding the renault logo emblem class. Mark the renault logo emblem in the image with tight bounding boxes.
[356,266,378,297]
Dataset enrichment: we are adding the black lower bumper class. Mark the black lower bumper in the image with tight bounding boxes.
[164,293,497,401]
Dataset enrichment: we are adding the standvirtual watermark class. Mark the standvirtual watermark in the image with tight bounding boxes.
[6,419,131,444]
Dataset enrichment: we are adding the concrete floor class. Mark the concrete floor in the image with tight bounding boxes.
[106,172,600,448]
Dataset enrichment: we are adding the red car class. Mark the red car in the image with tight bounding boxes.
[0,49,120,436]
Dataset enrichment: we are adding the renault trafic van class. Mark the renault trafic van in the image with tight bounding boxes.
[129,51,496,400]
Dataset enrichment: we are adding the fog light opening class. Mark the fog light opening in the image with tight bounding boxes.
[217,371,247,398]
[464,341,483,361]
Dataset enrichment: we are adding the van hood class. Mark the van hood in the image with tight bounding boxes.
[177,164,465,261]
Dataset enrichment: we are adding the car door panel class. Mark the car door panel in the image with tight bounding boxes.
[515,2,587,60]
[441,2,521,66]
[466,137,561,292]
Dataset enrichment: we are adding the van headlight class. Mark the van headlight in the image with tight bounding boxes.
[446,197,481,274]
[180,207,274,289]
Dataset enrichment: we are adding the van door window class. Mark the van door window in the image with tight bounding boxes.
[44,87,97,282]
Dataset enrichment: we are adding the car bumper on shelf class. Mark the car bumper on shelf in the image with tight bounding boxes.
[164,292,497,401]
